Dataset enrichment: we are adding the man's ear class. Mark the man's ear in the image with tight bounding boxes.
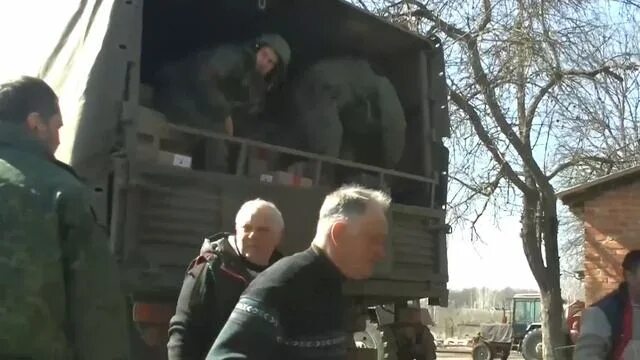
[25,112,42,131]
[329,221,348,247]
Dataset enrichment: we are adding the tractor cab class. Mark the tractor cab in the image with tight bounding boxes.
[472,294,544,360]
[511,293,542,344]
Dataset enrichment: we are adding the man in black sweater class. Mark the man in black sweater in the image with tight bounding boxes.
[207,185,391,359]
[167,199,284,360]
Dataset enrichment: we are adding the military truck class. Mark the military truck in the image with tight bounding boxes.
[1,0,450,358]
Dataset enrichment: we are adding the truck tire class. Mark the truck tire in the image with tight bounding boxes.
[521,328,543,360]
[472,342,493,360]
[353,321,385,359]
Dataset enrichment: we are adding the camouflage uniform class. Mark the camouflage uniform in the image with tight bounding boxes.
[292,57,406,169]
[154,34,291,131]
[154,34,291,170]
[0,122,130,360]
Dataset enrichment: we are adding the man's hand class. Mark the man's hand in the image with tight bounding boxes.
[200,238,215,256]
[225,116,234,136]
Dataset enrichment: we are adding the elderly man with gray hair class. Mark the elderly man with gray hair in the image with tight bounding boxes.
[207,184,391,360]
[167,199,285,360]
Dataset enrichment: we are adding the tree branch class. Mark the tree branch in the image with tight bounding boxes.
[525,73,561,127]
[450,175,488,196]
[546,159,578,181]
[565,67,624,82]
[470,194,493,239]
[547,155,618,180]
[478,0,492,32]
[408,0,472,41]
[450,89,534,195]
[450,168,504,197]
[408,1,552,195]
[526,66,626,129]
[538,2,561,69]
[465,38,554,195]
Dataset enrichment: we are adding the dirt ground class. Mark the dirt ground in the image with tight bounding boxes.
[436,350,524,359]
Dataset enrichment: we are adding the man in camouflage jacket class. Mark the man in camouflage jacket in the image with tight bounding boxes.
[0,76,130,360]
[154,33,291,170]
[155,33,291,134]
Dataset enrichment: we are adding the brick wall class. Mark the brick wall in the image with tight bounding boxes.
[581,181,640,304]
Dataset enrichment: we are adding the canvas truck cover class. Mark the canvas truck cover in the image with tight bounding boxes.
[0,0,135,184]
[480,324,513,343]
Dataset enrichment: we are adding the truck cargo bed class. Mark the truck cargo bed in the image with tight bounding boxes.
[113,127,448,304]
[108,0,450,306]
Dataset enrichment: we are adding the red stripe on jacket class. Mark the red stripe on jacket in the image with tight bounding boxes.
[612,300,633,360]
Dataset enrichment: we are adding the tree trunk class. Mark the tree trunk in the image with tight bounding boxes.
[540,194,567,360]
[522,183,567,360]
[540,284,566,360]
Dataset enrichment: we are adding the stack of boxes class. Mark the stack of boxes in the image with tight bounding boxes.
[135,83,315,186]
[258,170,313,188]
[246,148,313,188]
[135,84,192,169]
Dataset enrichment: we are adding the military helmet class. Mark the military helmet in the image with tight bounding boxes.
[256,33,291,67]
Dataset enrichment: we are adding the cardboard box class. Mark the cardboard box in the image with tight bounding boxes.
[137,106,170,143]
[135,106,192,160]
[247,148,271,176]
[259,171,312,188]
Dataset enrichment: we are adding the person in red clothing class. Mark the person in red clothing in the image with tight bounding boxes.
[574,250,640,360]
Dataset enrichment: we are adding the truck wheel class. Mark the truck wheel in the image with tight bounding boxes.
[472,342,493,360]
[521,328,543,360]
[353,321,388,360]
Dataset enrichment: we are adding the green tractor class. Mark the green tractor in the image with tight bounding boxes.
[511,294,544,360]
[471,294,543,360]
[472,294,584,360]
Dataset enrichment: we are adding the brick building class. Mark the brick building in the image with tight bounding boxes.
[557,166,640,305]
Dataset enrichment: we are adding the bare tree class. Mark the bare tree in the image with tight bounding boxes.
[554,25,640,297]
[353,0,639,358]
[557,69,640,183]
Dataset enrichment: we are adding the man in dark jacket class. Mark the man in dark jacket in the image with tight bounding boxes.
[207,185,390,360]
[291,57,406,169]
[574,250,640,360]
[0,76,130,359]
[167,199,284,360]
[155,34,291,170]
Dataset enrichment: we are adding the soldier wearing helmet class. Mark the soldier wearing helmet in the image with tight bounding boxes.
[154,33,291,169]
